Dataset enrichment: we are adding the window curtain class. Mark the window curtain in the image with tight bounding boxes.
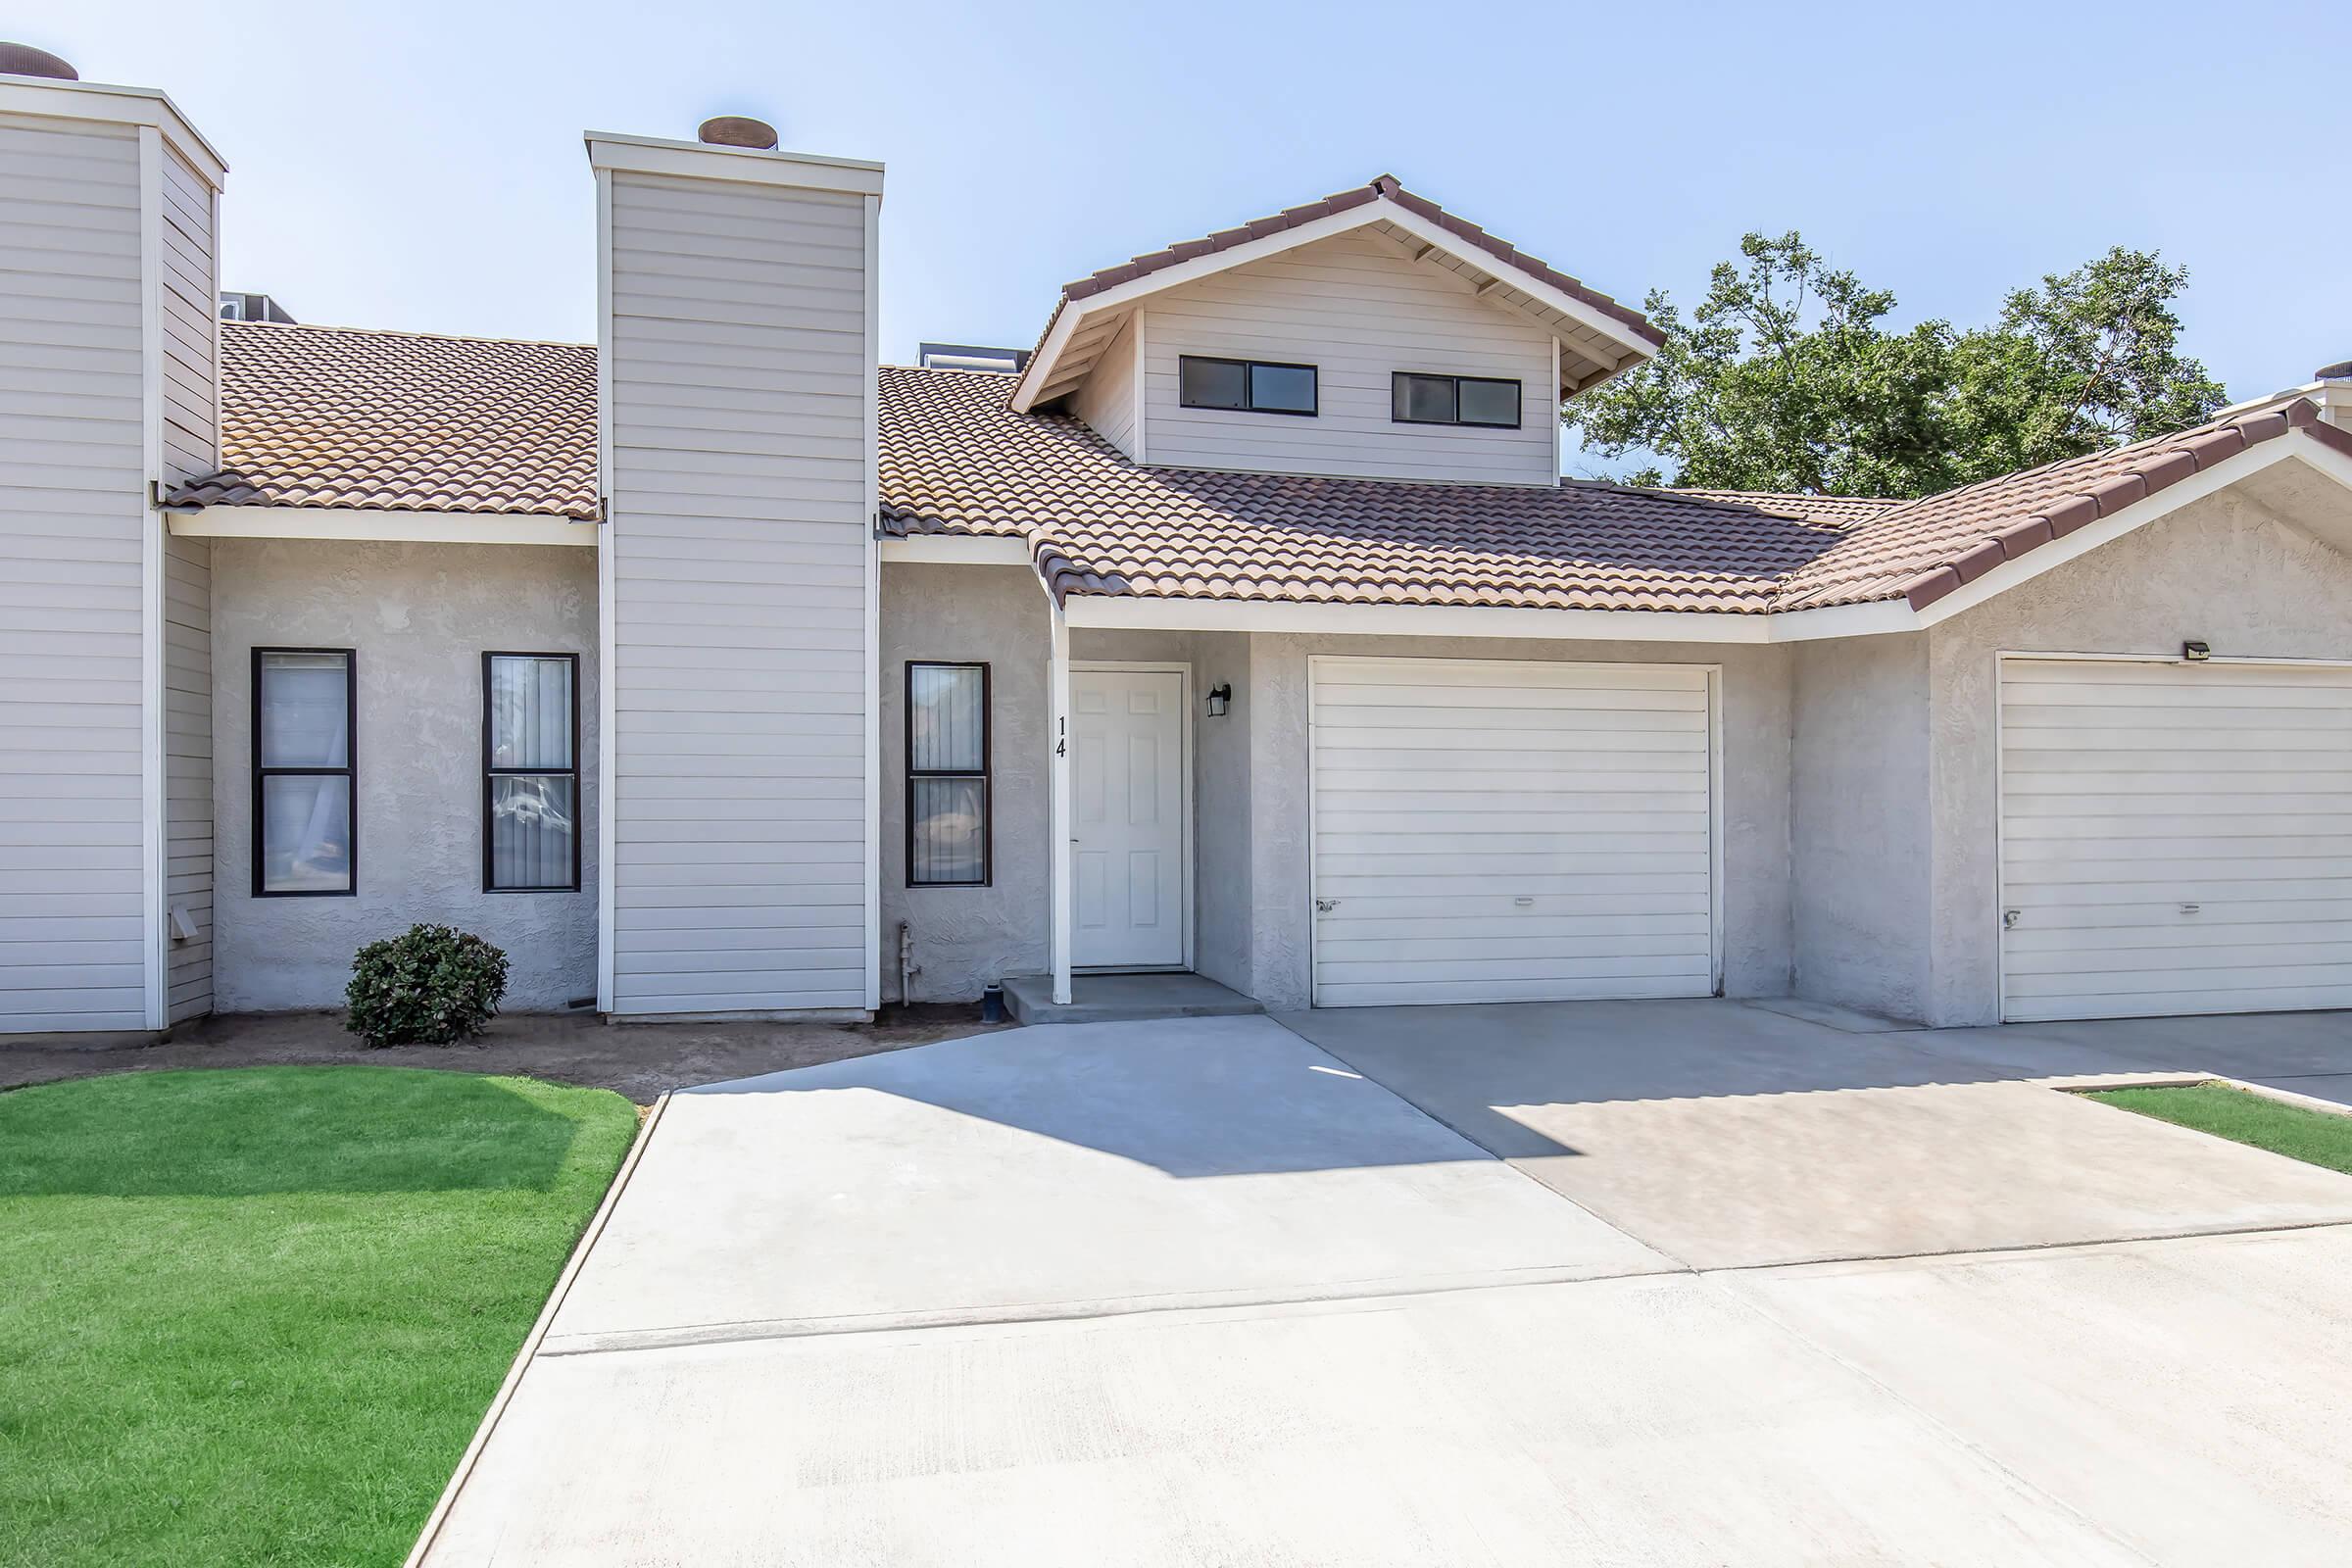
[909,664,986,884]
[489,656,574,889]
[258,652,351,892]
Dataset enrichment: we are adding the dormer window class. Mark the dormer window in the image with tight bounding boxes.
[1393,371,1522,429]
[1179,356,1318,416]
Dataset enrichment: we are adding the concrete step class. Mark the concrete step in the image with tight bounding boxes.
[1000,972,1264,1026]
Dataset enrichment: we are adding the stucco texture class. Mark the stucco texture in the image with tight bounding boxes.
[880,564,1052,1002]
[1921,485,2352,1025]
[210,540,598,1011]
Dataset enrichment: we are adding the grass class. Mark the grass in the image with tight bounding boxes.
[2087,1081,2352,1177]
[0,1065,637,1568]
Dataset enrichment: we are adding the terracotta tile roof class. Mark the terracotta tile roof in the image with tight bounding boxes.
[169,319,599,518]
[879,367,1843,612]
[1660,489,1903,528]
[1776,400,2352,612]
[1059,175,1661,345]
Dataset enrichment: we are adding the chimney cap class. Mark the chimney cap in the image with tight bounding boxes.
[0,42,76,79]
[2318,359,2352,382]
[698,116,778,151]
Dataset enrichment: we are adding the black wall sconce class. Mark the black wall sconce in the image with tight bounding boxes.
[1205,682,1232,717]
[2182,640,2211,662]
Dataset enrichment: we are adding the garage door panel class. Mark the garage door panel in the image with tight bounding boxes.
[1311,657,1716,1008]
[2000,658,2352,1021]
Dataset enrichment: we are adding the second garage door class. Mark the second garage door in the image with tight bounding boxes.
[1308,656,1718,1007]
[1999,656,2352,1021]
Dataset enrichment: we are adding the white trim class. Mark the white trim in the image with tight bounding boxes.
[168,506,599,547]
[877,534,1032,565]
[1063,593,1776,642]
[0,76,227,184]
[137,126,167,1033]
[1070,661,1195,972]
[584,131,884,195]
[1761,599,1920,642]
[1302,654,1724,1009]
[1130,308,1150,465]
[1011,195,1660,413]
[861,191,883,1013]
[593,166,617,1014]
[1047,597,1073,1005]
[1909,436,2352,630]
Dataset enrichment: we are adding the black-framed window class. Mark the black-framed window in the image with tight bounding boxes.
[253,648,356,897]
[1178,355,1318,416]
[483,653,581,893]
[1393,371,1523,428]
[906,662,990,887]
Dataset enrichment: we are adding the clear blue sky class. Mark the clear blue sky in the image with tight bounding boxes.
[40,0,2352,476]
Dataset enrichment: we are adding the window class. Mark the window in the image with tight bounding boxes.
[483,653,580,893]
[253,649,356,896]
[1178,355,1318,416]
[1392,371,1523,429]
[906,662,990,886]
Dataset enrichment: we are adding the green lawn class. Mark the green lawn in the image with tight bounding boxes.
[2088,1081,2352,1176]
[0,1066,637,1568]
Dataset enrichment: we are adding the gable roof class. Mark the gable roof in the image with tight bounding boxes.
[168,319,599,518]
[1010,175,1665,414]
[174,322,2352,626]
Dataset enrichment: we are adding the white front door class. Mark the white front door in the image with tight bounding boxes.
[1072,667,1188,968]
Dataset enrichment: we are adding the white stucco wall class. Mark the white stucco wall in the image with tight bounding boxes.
[1922,486,2352,1025]
[210,540,599,1011]
[1789,633,1933,1019]
[879,564,1051,1002]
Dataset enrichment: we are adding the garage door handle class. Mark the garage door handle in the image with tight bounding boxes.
[1315,899,1338,913]
[2002,909,2022,930]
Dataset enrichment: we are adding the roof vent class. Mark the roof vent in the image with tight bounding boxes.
[219,291,297,324]
[698,116,778,151]
[919,343,1032,375]
[0,42,76,79]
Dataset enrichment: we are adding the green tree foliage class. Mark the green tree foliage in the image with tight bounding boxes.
[1564,233,2229,498]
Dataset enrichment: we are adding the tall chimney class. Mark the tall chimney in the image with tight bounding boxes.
[0,52,226,1037]
[585,122,884,1019]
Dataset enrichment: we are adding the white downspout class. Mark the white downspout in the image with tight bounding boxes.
[1048,595,1073,1005]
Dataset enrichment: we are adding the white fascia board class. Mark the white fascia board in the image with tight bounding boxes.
[169,506,600,546]
[1761,599,1921,642]
[1011,196,1658,414]
[878,534,1033,565]
[584,131,884,196]
[0,77,226,185]
[1059,594,1775,643]
[1908,434,2352,630]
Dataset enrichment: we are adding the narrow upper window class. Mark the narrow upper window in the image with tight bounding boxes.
[254,649,356,897]
[906,662,990,887]
[1178,355,1318,416]
[483,653,580,893]
[1393,371,1523,429]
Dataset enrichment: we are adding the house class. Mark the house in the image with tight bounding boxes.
[6,49,2352,1044]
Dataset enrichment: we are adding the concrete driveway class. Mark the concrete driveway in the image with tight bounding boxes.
[416,1004,2352,1566]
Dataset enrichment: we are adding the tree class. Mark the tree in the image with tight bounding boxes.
[1564,233,2228,498]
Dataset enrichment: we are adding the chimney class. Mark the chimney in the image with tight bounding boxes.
[0,50,227,1036]
[2318,358,2352,433]
[585,120,885,1019]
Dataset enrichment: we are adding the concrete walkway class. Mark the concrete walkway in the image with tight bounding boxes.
[416,1003,2352,1566]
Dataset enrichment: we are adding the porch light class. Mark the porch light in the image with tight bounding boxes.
[2182,641,2211,662]
[1205,682,1232,718]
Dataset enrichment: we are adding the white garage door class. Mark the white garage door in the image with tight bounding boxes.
[1999,657,2352,1022]
[1308,657,1718,1007]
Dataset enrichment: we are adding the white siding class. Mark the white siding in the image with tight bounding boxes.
[0,115,149,1033]
[1140,229,1559,486]
[1309,657,1718,1006]
[1998,658,2352,1021]
[1072,310,1138,459]
[164,534,213,1021]
[605,170,874,1015]
[158,145,216,485]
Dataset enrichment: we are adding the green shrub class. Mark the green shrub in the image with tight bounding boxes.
[344,924,510,1048]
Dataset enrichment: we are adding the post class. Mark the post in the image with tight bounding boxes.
[1048,599,1073,1005]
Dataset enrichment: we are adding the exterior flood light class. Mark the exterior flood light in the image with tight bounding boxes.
[1205,682,1232,717]
[2182,641,2211,662]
